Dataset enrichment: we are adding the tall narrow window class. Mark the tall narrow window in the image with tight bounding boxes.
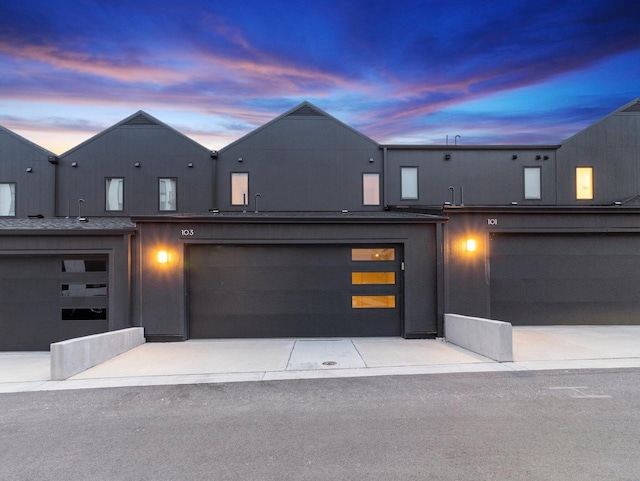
[231,173,249,206]
[105,178,124,211]
[159,178,177,211]
[362,173,380,205]
[524,167,541,200]
[576,167,593,200]
[0,182,16,216]
[401,167,418,200]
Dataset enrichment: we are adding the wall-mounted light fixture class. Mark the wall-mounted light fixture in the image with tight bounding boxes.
[157,250,170,264]
[26,167,33,173]
[543,155,549,160]
[71,162,78,168]
[464,238,477,252]
[134,162,141,168]
[238,157,243,163]
[536,155,541,160]
[369,157,374,163]
[48,155,59,165]
[444,153,452,161]
[512,155,518,160]
[187,162,194,168]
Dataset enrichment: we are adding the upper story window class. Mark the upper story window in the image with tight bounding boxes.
[159,178,177,211]
[0,182,16,216]
[524,167,541,200]
[576,167,593,200]
[105,178,124,211]
[401,167,418,200]
[231,172,249,206]
[362,173,380,206]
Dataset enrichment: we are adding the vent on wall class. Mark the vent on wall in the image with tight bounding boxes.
[623,102,640,113]
[287,105,324,117]
[123,113,160,126]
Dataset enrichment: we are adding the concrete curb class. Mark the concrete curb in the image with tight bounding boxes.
[50,328,145,380]
[444,313,513,362]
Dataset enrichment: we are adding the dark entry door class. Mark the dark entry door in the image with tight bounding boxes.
[188,245,402,338]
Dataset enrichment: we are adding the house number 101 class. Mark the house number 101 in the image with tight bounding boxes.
[487,218,498,225]
[181,229,195,236]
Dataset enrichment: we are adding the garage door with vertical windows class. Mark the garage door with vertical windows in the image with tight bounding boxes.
[0,255,109,351]
[490,233,640,326]
[188,245,402,338]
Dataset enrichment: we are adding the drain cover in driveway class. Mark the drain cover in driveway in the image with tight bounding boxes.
[286,340,366,370]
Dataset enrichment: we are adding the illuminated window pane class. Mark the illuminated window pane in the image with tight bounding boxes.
[351,272,395,284]
[401,167,418,200]
[61,284,107,297]
[159,178,177,211]
[524,167,541,200]
[352,295,396,308]
[362,173,380,205]
[106,178,124,211]
[0,182,16,216]
[231,173,249,205]
[576,167,593,200]
[351,248,395,261]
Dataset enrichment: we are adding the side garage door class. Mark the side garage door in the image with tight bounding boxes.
[0,255,109,351]
[188,245,402,338]
[490,233,640,325]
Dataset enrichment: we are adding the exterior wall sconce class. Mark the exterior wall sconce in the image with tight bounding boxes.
[536,155,541,160]
[157,250,170,264]
[187,162,193,168]
[512,155,518,160]
[544,155,549,160]
[71,162,78,168]
[134,163,141,168]
[26,167,33,172]
[444,153,451,160]
[238,157,243,163]
[48,156,58,165]
[369,157,374,163]
[464,238,477,252]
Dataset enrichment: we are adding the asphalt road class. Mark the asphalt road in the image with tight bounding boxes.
[1,369,640,481]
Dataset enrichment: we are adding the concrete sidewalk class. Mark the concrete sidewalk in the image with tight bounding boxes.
[2,326,640,393]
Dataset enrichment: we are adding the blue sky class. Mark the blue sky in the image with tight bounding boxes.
[1,0,639,153]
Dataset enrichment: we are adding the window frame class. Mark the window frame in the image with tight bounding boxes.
[575,166,594,200]
[0,182,16,216]
[158,177,178,212]
[400,167,419,200]
[362,173,380,206]
[231,172,249,206]
[105,177,124,212]
[523,166,541,200]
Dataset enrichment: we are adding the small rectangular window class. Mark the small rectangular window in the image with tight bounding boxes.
[105,178,124,211]
[524,167,541,200]
[401,167,418,200]
[351,248,395,261]
[576,167,593,200]
[159,178,177,211]
[0,182,16,216]
[62,308,107,321]
[231,173,249,206]
[362,173,380,206]
[62,259,108,272]
[351,272,395,285]
[352,295,396,309]
[61,284,107,297]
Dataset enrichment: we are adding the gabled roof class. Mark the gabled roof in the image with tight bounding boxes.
[219,101,379,153]
[59,110,213,158]
[0,124,56,157]
[561,98,640,145]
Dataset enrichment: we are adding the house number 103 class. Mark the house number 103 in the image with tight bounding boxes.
[181,229,195,236]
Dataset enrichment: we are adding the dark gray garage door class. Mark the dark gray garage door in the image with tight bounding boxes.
[188,245,402,338]
[0,255,109,351]
[490,233,640,325]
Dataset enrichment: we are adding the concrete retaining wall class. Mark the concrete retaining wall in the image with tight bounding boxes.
[51,328,145,380]
[444,314,513,362]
